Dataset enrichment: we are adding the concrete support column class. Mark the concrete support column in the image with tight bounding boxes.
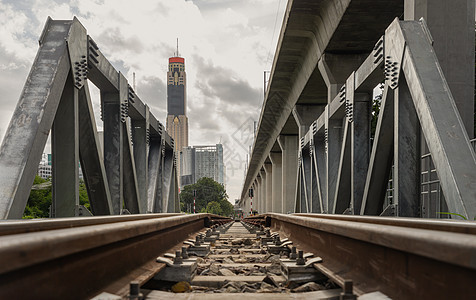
[269,152,283,213]
[244,195,250,217]
[263,163,273,213]
[256,180,261,214]
[405,0,475,137]
[253,181,258,215]
[259,169,267,213]
[278,135,299,214]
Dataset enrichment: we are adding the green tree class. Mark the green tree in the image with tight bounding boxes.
[79,179,90,211]
[22,176,91,218]
[205,201,223,215]
[180,177,231,216]
[23,176,52,219]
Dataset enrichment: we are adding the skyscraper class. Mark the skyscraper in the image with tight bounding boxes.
[166,42,188,189]
[166,42,188,154]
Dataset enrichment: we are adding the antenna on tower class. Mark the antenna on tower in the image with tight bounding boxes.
[176,38,179,57]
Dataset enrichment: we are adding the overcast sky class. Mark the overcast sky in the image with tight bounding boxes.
[0,0,286,202]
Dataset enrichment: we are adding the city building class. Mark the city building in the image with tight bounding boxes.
[179,144,225,190]
[166,43,189,186]
[37,153,83,180]
[166,48,188,153]
[37,154,52,179]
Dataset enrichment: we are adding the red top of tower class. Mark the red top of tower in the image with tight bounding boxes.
[169,57,184,64]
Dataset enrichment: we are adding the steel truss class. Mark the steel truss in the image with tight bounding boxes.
[0,18,179,219]
[296,19,476,219]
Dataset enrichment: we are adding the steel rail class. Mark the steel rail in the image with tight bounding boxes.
[293,213,476,234]
[0,213,183,236]
[263,213,476,299]
[0,213,214,299]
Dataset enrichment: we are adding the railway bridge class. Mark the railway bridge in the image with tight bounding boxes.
[0,0,475,299]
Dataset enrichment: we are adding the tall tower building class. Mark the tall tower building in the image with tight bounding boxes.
[166,45,188,152]
[166,42,188,189]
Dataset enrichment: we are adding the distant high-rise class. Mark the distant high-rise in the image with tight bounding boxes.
[166,42,188,154]
[180,144,226,190]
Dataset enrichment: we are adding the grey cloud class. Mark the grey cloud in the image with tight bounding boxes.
[192,54,261,107]
[97,27,144,54]
[135,75,167,122]
[187,55,261,143]
[189,0,243,11]
[0,46,31,142]
[152,42,176,60]
[154,2,170,17]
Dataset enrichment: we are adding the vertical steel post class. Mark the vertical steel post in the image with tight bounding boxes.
[52,73,79,217]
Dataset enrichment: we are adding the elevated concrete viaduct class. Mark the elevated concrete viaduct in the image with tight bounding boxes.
[239,0,476,219]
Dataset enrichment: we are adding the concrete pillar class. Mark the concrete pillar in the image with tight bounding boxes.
[278,135,299,214]
[244,195,250,217]
[253,181,258,215]
[250,181,256,214]
[256,180,261,214]
[263,163,273,213]
[405,0,475,137]
[259,169,267,213]
[269,152,283,213]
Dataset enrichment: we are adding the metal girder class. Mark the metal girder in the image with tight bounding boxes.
[132,106,150,213]
[350,91,371,215]
[162,148,175,213]
[103,88,124,214]
[310,138,323,213]
[51,73,79,217]
[147,138,163,213]
[0,18,179,219]
[78,83,113,215]
[394,76,420,217]
[395,20,476,218]
[313,126,327,213]
[0,19,72,219]
[361,85,394,215]
[333,120,351,214]
[260,17,476,221]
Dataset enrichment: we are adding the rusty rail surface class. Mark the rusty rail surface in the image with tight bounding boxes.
[0,213,229,299]
[2,213,474,299]
[253,213,476,299]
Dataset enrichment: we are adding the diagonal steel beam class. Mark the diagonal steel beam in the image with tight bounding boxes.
[78,83,113,215]
[394,20,476,219]
[0,19,72,219]
[333,120,351,214]
[361,84,395,215]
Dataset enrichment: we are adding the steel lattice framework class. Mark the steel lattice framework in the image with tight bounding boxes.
[0,18,179,219]
[295,19,476,218]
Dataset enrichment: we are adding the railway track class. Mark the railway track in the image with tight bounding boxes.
[0,213,475,299]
